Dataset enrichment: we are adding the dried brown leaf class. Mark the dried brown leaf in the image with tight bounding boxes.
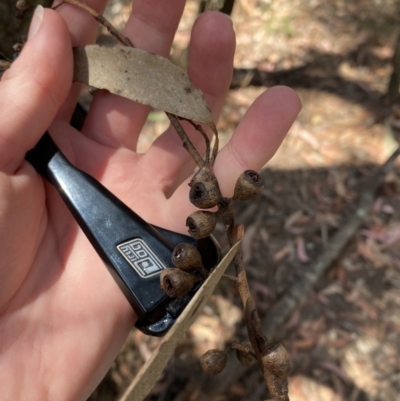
[73,45,214,125]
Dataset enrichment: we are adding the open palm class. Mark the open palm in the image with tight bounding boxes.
[0,1,300,400]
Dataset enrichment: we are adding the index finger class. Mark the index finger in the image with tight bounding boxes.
[53,0,109,121]
[0,8,73,174]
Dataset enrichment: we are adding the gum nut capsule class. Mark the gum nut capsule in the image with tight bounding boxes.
[16,0,29,11]
[189,181,222,209]
[189,167,222,209]
[200,349,228,375]
[160,269,198,298]
[232,170,264,201]
[236,345,257,367]
[261,344,290,379]
[186,211,218,240]
[172,243,203,271]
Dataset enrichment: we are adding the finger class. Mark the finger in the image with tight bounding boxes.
[53,0,109,122]
[81,0,187,149]
[141,12,235,196]
[54,0,108,45]
[0,7,72,174]
[167,86,302,233]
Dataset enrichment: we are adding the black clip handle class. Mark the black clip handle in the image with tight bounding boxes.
[25,108,220,336]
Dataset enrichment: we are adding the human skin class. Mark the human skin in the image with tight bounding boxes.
[0,1,301,400]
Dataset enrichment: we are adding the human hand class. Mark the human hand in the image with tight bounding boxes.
[0,1,301,400]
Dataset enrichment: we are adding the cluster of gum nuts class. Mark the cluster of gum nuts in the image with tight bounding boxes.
[160,167,263,298]
[159,167,264,375]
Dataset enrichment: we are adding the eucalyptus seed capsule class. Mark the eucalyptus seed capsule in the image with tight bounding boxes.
[172,243,209,278]
[186,210,218,240]
[172,243,202,269]
[261,344,290,378]
[160,269,199,298]
[200,349,228,375]
[189,167,222,209]
[15,0,29,11]
[189,181,222,209]
[232,170,263,201]
[15,0,30,19]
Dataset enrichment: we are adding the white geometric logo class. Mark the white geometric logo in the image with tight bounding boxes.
[117,238,166,278]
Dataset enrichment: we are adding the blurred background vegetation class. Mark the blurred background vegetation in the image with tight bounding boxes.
[1,1,400,400]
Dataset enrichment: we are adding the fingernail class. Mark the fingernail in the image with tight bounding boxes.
[28,5,44,40]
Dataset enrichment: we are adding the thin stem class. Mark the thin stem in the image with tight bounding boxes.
[179,117,210,164]
[166,113,205,167]
[222,274,238,283]
[230,340,256,358]
[225,214,289,400]
[223,214,290,400]
[53,0,133,47]
[209,122,219,166]
[224,213,269,353]
[233,242,269,355]
[212,199,271,361]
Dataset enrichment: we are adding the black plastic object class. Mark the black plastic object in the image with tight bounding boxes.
[25,127,220,336]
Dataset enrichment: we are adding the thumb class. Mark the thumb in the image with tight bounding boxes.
[0,6,73,174]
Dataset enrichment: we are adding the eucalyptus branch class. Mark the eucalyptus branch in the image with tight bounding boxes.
[184,166,290,399]
[225,215,289,400]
